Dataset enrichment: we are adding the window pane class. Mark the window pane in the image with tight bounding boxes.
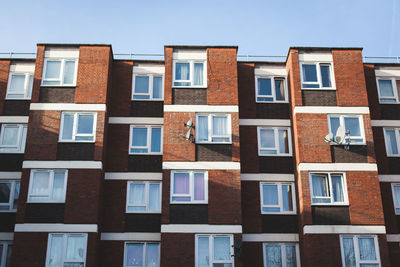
[63,61,76,84]
[331,175,344,202]
[386,130,399,155]
[148,184,160,212]
[145,244,159,267]
[274,79,285,101]
[48,235,63,267]
[258,78,272,96]
[263,184,279,206]
[320,65,332,87]
[302,64,318,82]
[393,186,400,207]
[194,63,204,86]
[45,61,61,79]
[197,116,209,142]
[214,237,230,261]
[282,185,294,212]
[378,80,394,97]
[0,183,11,204]
[31,172,50,196]
[13,182,20,210]
[9,74,26,93]
[265,245,282,267]
[197,237,209,267]
[286,245,297,267]
[278,130,289,154]
[344,117,361,137]
[153,76,163,99]
[151,128,161,153]
[133,94,150,100]
[194,173,205,201]
[132,128,148,147]
[173,173,190,194]
[52,172,65,201]
[330,117,340,137]
[213,117,228,136]
[175,63,190,81]
[62,114,74,140]
[1,126,19,146]
[358,238,376,261]
[27,74,33,98]
[77,114,94,135]
[260,129,275,148]
[135,76,149,94]
[5,244,11,267]
[66,235,86,261]
[311,175,330,203]
[126,244,144,267]
[129,184,145,205]
[0,245,3,264]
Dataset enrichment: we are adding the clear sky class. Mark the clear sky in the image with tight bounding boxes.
[0,0,399,59]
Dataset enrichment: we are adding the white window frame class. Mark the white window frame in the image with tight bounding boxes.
[260,182,297,215]
[59,112,97,143]
[0,241,12,267]
[309,172,349,206]
[340,235,381,267]
[172,60,207,88]
[129,125,163,155]
[41,58,78,86]
[123,241,160,267]
[170,171,208,204]
[257,127,292,156]
[132,74,164,101]
[391,183,400,215]
[6,72,33,100]
[195,234,234,267]
[376,77,400,104]
[195,114,232,144]
[0,124,27,153]
[45,233,88,267]
[0,180,20,212]
[263,243,300,267]
[299,62,335,90]
[383,128,400,157]
[255,76,288,103]
[27,169,68,203]
[126,181,162,213]
[327,114,365,145]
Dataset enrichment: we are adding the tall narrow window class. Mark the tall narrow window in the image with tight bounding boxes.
[28,170,68,203]
[384,128,400,156]
[126,181,161,213]
[300,62,334,89]
[391,184,400,215]
[132,74,163,100]
[328,115,365,144]
[124,242,160,267]
[129,125,162,154]
[0,180,20,212]
[0,241,12,267]
[255,77,287,102]
[263,243,300,267]
[6,73,34,99]
[0,124,28,153]
[46,233,87,267]
[196,114,231,144]
[260,182,296,214]
[59,112,96,142]
[340,235,380,267]
[171,171,207,204]
[257,127,291,156]
[196,234,234,267]
[173,61,206,87]
[309,173,348,205]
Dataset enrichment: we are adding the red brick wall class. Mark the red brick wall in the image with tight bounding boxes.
[105,124,129,171]
[286,48,302,108]
[364,64,381,119]
[237,63,256,118]
[332,50,369,107]
[241,181,261,232]
[239,126,259,173]
[380,182,398,233]
[102,180,126,231]
[31,45,45,103]
[100,241,124,267]
[0,59,11,116]
[242,242,263,267]
[109,60,133,117]
[163,47,173,105]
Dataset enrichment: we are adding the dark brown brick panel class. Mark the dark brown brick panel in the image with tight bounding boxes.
[0,154,24,171]
[238,62,256,118]
[39,87,75,103]
[330,145,368,163]
[380,182,399,234]
[109,60,133,117]
[364,64,381,120]
[169,204,208,224]
[195,144,232,161]
[302,90,337,106]
[0,213,16,231]
[100,241,124,267]
[311,206,350,225]
[242,242,263,267]
[57,143,95,160]
[256,103,290,119]
[239,126,259,173]
[130,101,163,117]
[3,100,30,115]
[105,124,129,171]
[0,59,11,116]
[388,242,400,267]
[172,88,207,105]
[24,203,64,223]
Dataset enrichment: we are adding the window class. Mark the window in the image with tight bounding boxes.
[42,59,78,86]
[257,127,292,156]
[6,72,33,99]
[171,171,207,204]
[300,62,334,89]
[59,112,96,142]
[0,241,12,267]
[309,173,348,205]
[129,125,162,154]
[0,124,27,153]
[28,170,68,203]
[263,243,300,267]
[255,77,287,102]
[383,128,400,156]
[132,74,163,100]
[391,184,400,214]
[196,114,231,144]
[340,235,380,267]
[124,242,160,267]
[376,78,400,103]
[328,115,365,144]
[46,233,87,267]
[260,182,296,214]
[196,234,234,267]
[126,181,161,213]
[0,180,20,212]
[173,60,206,87]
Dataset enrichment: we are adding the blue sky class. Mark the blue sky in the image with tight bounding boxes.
[0,0,399,59]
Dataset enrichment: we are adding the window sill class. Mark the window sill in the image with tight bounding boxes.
[58,140,96,144]
[196,142,232,145]
[386,155,400,157]
[0,210,17,213]
[261,212,297,215]
[5,98,32,101]
[170,202,208,205]
[301,88,336,91]
[311,203,349,206]
[129,152,163,155]
[172,86,207,89]
[0,151,24,154]
[329,143,366,146]
[255,101,289,104]
[258,153,292,157]
[27,201,66,204]
[379,102,400,104]
[131,99,164,102]
[125,211,162,214]
[40,85,77,88]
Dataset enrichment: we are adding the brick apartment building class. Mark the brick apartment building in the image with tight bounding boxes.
[0,43,399,266]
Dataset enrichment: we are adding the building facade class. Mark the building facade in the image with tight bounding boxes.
[0,43,399,266]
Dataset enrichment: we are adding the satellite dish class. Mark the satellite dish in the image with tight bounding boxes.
[335,125,346,144]
[324,133,333,143]
[185,129,192,140]
[184,118,193,128]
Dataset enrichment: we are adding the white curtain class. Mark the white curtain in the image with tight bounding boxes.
[148,184,160,212]
[62,114,74,140]
[66,235,85,261]
[281,185,293,212]
[311,175,327,197]
[197,116,208,142]
[63,61,76,84]
[386,130,398,154]
[394,186,400,207]
[285,245,297,267]
[2,126,18,146]
[331,175,344,202]
[32,172,50,195]
[9,74,25,93]
[45,61,61,79]
[126,244,143,266]
[378,80,394,97]
[176,63,190,81]
[145,244,160,267]
[48,235,63,267]
[263,185,278,206]
[212,117,227,136]
[52,172,65,201]
[358,238,376,261]
[278,130,289,153]
[194,63,203,86]
[260,129,275,149]
[130,184,145,205]
[265,245,282,267]
[342,238,356,267]
[213,237,230,261]
[197,237,209,267]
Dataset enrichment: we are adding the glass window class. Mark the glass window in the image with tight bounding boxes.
[392,184,400,215]
[124,242,160,267]
[196,114,231,144]
[263,243,300,267]
[126,181,161,213]
[0,241,12,267]
[340,235,380,267]
[258,127,291,156]
[6,73,33,100]
[377,78,400,103]
[132,74,163,100]
[0,124,28,153]
[196,235,234,267]
[301,63,334,89]
[384,128,400,156]
[46,233,87,267]
[310,173,347,205]
[130,126,162,154]
[171,171,207,203]
[59,112,96,142]
[328,115,364,144]
[28,170,67,203]
[173,61,206,87]
[42,59,77,86]
[260,182,296,214]
[256,77,287,102]
[0,180,20,212]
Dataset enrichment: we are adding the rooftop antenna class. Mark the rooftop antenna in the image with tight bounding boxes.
[324,125,350,150]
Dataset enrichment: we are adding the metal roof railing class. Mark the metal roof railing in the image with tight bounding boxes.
[363,56,400,63]
[0,52,37,59]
